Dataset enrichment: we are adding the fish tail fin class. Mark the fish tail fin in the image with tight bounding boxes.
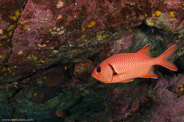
[156,44,178,71]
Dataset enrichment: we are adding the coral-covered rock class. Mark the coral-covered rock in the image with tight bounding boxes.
[108,31,133,55]
[0,0,183,83]
[0,0,26,82]
[0,0,184,121]
[13,87,81,120]
[152,76,184,121]
[42,67,68,87]
[146,13,184,34]
[31,86,63,103]
[0,83,17,118]
[1,0,149,82]
[17,66,68,89]
[74,59,94,81]
[0,0,26,64]
[146,0,184,33]
[104,81,152,121]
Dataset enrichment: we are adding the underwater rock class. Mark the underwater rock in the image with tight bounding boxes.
[108,30,133,55]
[104,81,152,121]
[0,0,26,82]
[1,0,150,82]
[18,72,43,89]
[146,13,184,34]
[0,0,184,121]
[0,82,19,118]
[174,54,184,73]
[0,102,14,119]
[64,83,106,122]
[42,67,68,87]
[74,59,94,81]
[152,76,184,121]
[31,86,62,103]
[145,0,184,33]
[0,0,26,64]
[155,76,184,102]
[17,66,69,89]
[13,87,81,120]
[0,0,183,83]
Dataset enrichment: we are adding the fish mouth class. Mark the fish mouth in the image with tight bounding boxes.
[91,72,97,79]
[91,71,96,78]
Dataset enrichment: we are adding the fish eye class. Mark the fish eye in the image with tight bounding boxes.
[96,66,101,73]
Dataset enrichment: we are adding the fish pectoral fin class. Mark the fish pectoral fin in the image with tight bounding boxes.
[119,79,134,83]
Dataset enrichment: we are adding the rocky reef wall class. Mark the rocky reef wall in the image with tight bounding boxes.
[0,0,184,121]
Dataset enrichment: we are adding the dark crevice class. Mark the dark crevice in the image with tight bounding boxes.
[5,70,39,85]
[7,63,60,84]
[6,0,29,63]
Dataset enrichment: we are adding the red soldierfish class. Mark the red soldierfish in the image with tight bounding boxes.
[91,44,178,83]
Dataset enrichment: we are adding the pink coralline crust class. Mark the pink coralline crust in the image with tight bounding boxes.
[8,54,36,78]
[165,0,183,10]
[1,0,183,82]
[57,0,146,30]
[153,96,184,122]
[109,31,133,54]
[7,0,146,80]
[74,59,94,81]
[0,20,9,30]
[155,76,184,101]
[12,0,56,52]
[0,0,24,21]
[0,0,25,64]
[146,0,184,33]
[146,13,184,33]
[104,82,150,121]
[152,77,184,121]
[8,0,58,78]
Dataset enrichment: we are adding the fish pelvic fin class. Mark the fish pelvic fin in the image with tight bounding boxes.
[137,44,151,57]
[156,44,178,71]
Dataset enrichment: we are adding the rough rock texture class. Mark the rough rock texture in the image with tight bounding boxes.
[103,80,153,121]
[146,0,184,34]
[152,76,184,122]
[74,59,94,81]
[0,0,184,121]
[0,0,183,82]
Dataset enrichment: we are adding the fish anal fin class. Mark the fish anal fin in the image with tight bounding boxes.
[141,74,158,79]
[119,79,134,83]
[141,67,158,79]
[137,44,151,57]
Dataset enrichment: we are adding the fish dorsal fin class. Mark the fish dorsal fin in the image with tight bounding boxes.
[137,44,151,57]
[140,67,158,79]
